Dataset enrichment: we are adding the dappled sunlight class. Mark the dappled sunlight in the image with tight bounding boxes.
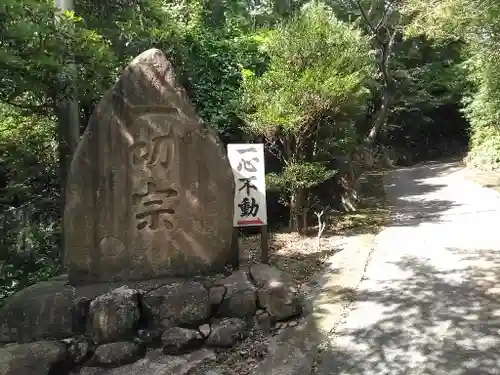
[314,250,500,375]
[312,159,500,375]
[383,162,465,227]
[237,233,345,287]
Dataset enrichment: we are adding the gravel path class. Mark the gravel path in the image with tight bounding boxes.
[313,160,500,375]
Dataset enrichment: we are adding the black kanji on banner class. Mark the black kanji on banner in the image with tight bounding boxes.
[238,197,259,218]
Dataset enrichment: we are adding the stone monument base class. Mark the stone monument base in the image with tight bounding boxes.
[0,265,303,375]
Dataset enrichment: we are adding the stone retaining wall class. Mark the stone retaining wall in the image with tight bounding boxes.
[0,264,302,375]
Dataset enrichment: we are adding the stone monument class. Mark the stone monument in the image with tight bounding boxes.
[64,48,235,284]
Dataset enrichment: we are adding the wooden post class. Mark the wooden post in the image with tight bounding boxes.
[260,225,269,264]
[230,227,240,269]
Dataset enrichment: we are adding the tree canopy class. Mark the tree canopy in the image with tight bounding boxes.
[403,0,500,168]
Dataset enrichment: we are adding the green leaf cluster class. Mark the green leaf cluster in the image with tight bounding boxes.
[241,3,375,137]
[267,162,337,194]
[402,0,500,169]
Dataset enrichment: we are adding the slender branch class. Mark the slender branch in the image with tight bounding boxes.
[374,7,388,31]
[265,137,285,162]
[351,0,377,35]
[314,209,326,250]
[350,0,387,45]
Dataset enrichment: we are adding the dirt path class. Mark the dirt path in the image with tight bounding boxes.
[313,160,500,375]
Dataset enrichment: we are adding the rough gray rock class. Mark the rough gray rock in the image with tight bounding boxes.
[250,264,302,320]
[63,335,92,365]
[208,286,226,313]
[70,367,104,375]
[143,282,210,326]
[0,280,75,343]
[101,349,215,375]
[91,342,141,367]
[88,287,140,344]
[73,297,91,334]
[0,266,291,375]
[217,271,256,318]
[198,324,211,339]
[64,48,235,285]
[254,310,273,332]
[206,318,246,348]
[161,327,204,355]
[0,340,67,375]
[136,328,162,346]
[70,368,104,375]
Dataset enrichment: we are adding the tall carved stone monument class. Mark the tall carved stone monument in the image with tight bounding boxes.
[64,49,235,284]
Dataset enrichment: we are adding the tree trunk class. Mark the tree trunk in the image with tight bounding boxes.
[289,188,308,233]
[299,188,308,235]
[54,0,80,271]
[289,189,305,232]
[55,99,80,270]
[352,0,399,148]
[365,88,390,146]
[302,207,309,235]
[289,192,298,232]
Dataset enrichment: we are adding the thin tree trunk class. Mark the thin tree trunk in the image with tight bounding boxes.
[365,88,391,146]
[55,100,79,271]
[54,0,80,271]
[315,210,326,250]
[302,207,308,235]
[299,188,308,235]
[364,38,396,147]
[289,189,305,233]
[351,0,398,148]
[289,192,297,231]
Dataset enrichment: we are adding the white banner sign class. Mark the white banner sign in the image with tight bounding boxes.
[227,143,267,227]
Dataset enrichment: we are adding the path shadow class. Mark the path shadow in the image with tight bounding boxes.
[313,247,500,375]
[385,161,463,227]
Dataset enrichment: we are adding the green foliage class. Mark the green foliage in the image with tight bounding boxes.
[267,162,337,194]
[391,37,464,111]
[0,105,60,303]
[240,3,375,230]
[0,106,58,202]
[381,37,467,158]
[463,51,500,169]
[0,0,117,109]
[0,0,267,301]
[242,4,374,136]
[402,0,500,169]
[172,31,246,137]
[403,0,500,44]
